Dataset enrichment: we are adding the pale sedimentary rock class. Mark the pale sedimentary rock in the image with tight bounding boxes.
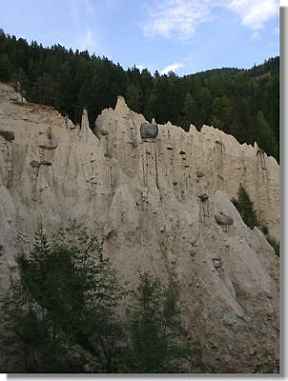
[215,211,234,226]
[0,83,280,372]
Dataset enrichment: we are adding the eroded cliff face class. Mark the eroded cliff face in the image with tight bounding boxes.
[0,83,280,372]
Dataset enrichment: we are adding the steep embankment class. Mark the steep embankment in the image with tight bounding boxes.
[0,82,279,372]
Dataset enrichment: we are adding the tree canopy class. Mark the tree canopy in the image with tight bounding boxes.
[0,31,279,161]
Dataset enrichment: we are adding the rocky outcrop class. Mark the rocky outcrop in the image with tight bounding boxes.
[215,211,234,226]
[140,121,159,139]
[0,82,280,372]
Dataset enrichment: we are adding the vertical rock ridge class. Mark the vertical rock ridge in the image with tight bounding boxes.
[115,96,130,114]
[79,109,97,144]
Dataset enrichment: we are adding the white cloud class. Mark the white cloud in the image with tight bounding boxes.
[227,0,278,30]
[133,64,156,73]
[68,1,101,54]
[80,29,97,51]
[143,0,278,39]
[160,62,184,74]
[144,0,213,39]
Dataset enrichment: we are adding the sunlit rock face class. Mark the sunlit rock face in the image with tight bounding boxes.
[0,82,279,372]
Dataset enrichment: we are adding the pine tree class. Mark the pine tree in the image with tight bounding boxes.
[126,273,191,373]
[0,53,11,81]
[3,228,124,372]
[211,95,233,133]
[256,110,273,155]
[232,185,258,229]
[0,32,279,162]
[182,92,197,130]
[126,83,143,112]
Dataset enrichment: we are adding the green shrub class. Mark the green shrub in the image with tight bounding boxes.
[3,227,124,372]
[260,225,280,257]
[125,273,192,373]
[232,184,258,229]
[2,228,196,372]
[267,236,280,257]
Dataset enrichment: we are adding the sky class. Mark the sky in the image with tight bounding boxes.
[0,0,279,75]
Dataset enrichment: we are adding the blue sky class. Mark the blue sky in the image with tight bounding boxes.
[0,0,279,75]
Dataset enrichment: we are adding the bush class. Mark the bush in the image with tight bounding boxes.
[267,237,280,257]
[260,225,280,257]
[2,228,195,372]
[232,185,258,229]
[2,227,125,372]
[125,273,192,373]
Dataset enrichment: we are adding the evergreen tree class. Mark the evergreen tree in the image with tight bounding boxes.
[232,185,258,229]
[211,95,233,133]
[198,87,212,126]
[0,31,279,162]
[256,110,274,155]
[140,68,153,114]
[126,273,192,373]
[182,92,197,130]
[126,83,143,112]
[0,53,11,81]
[2,227,124,372]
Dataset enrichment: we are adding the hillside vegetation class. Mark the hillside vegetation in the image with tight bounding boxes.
[0,30,279,160]
[2,229,192,372]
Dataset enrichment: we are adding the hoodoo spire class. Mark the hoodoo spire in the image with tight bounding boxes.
[115,96,130,114]
[79,109,96,144]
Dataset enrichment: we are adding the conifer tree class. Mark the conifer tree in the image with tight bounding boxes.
[182,92,197,130]
[0,53,11,81]
[0,31,279,162]
[256,110,274,155]
[2,228,124,372]
[126,273,192,373]
[232,185,258,229]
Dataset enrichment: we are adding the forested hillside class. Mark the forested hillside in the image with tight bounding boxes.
[0,30,279,160]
